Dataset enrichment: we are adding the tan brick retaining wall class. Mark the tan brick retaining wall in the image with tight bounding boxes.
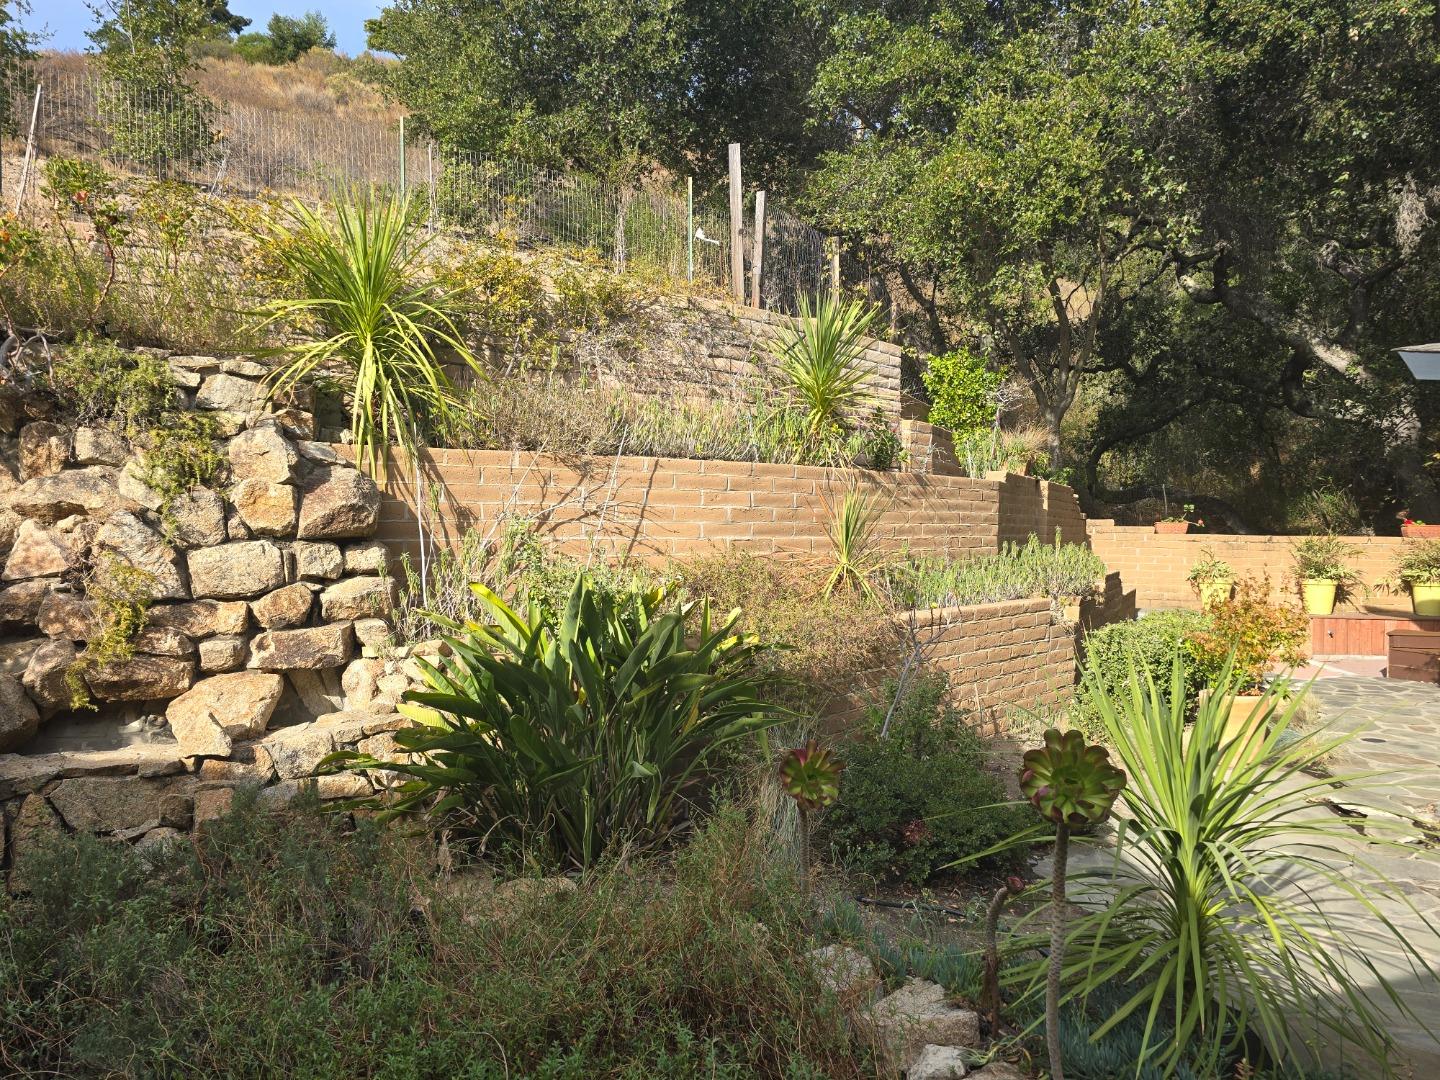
[828,598,1077,735]
[357,448,1088,570]
[1086,523,1404,611]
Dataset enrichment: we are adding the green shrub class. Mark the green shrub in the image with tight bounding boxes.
[920,347,1005,434]
[673,551,903,715]
[47,336,175,431]
[822,672,1029,884]
[1,794,880,1078]
[950,426,1048,476]
[329,575,783,870]
[1071,610,1210,739]
[1185,575,1307,692]
[45,337,223,520]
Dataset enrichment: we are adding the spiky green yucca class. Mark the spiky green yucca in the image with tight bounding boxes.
[772,294,881,462]
[254,192,482,480]
[823,485,886,599]
[1005,652,1440,1078]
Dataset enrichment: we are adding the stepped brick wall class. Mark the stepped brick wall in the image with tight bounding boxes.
[359,448,1088,570]
[1086,523,1404,612]
[826,598,1077,736]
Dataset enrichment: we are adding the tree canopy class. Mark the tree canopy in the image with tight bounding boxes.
[236,12,336,65]
[801,0,1440,520]
[364,0,838,186]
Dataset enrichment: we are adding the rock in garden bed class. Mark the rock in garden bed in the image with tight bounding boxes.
[870,979,981,1072]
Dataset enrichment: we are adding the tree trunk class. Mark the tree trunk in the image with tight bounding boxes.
[796,806,811,899]
[1046,822,1069,1080]
[1044,407,1065,472]
[982,882,1011,1032]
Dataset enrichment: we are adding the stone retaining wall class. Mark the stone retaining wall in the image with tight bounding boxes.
[0,349,436,888]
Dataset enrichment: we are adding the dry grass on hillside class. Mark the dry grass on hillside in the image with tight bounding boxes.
[33,49,402,125]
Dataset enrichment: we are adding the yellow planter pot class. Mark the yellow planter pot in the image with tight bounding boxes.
[1195,579,1232,607]
[1300,579,1338,616]
[1220,695,1271,766]
[1412,583,1440,616]
[1191,691,1274,770]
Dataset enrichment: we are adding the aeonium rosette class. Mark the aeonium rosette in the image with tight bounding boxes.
[1019,727,1126,827]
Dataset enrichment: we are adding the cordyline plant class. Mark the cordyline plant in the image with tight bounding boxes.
[778,740,843,897]
[1019,728,1126,1080]
[253,191,485,607]
[254,191,483,482]
[986,650,1440,1077]
[771,293,881,464]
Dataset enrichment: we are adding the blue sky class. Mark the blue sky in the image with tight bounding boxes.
[20,0,387,57]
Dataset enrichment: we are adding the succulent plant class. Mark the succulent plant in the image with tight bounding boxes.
[1019,729,1126,1080]
[778,740,843,900]
[778,741,844,813]
[1019,728,1126,827]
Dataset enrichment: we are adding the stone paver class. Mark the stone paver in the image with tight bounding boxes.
[1308,676,1440,821]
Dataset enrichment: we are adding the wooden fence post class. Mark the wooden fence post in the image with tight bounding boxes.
[728,143,744,304]
[13,83,42,215]
[750,190,766,308]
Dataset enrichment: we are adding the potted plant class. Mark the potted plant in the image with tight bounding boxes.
[1155,502,1200,534]
[1388,541,1440,616]
[1290,535,1362,616]
[1186,576,1308,761]
[1401,515,1440,540]
[1186,549,1233,607]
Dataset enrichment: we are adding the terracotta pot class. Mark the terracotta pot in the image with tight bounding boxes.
[1299,579,1338,616]
[1195,579,1232,607]
[1154,521,1190,534]
[1412,583,1440,616]
[1402,523,1440,539]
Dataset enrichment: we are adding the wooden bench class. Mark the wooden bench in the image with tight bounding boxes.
[1387,629,1440,683]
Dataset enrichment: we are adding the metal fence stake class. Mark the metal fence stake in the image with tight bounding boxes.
[728,143,744,303]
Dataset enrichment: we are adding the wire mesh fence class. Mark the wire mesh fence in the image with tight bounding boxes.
[1,63,833,314]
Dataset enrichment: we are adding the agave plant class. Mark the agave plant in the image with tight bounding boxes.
[1019,728,1125,1080]
[771,293,881,463]
[778,740,843,896]
[253,191,483,481]
[323,574,784,869]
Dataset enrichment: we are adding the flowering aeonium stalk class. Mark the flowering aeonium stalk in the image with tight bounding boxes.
[1019,729,1126,1080]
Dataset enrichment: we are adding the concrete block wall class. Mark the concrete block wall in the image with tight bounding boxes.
[1086,523,1405,611]
[357,448,1089,571]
